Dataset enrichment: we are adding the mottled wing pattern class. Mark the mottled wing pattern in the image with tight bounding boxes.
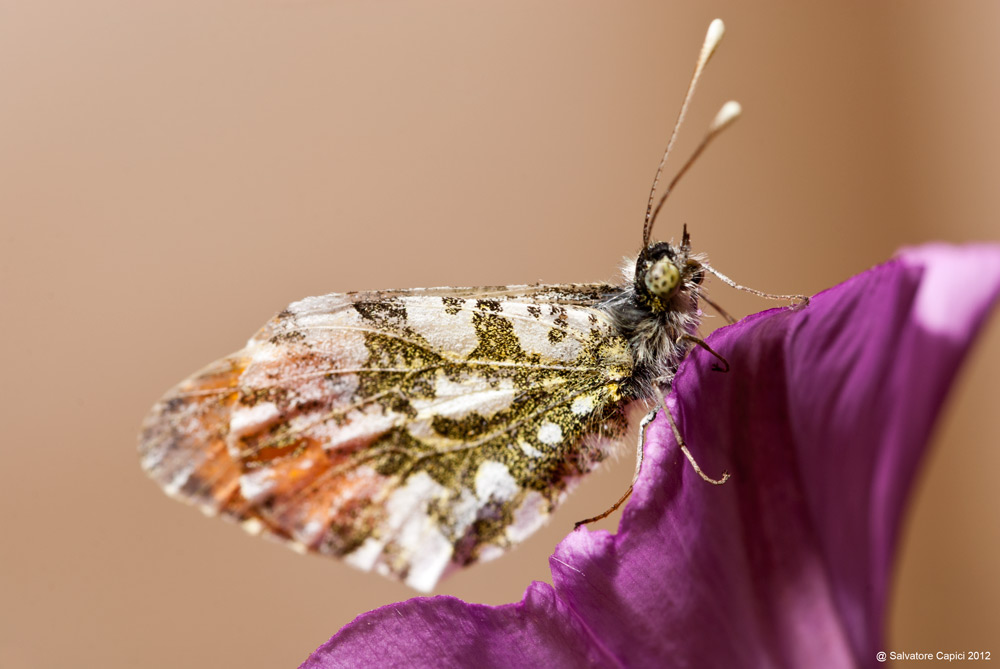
[139,284,635,591]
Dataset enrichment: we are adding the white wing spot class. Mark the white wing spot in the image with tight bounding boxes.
[475,460,519,502]
[343,471,458,591]
[401,526,453,593]
[505,302,583,361]
[519,440,543,458]
[239,469,278,503]
[385,472,455,592]
[477,544,505,563]
[241,518,264,536]
[537,421,563,445]
[162,462,195,497]
[571,394,594,416]
[344,537,383,572]
[229,401,280,438]
[410,374,517,421]
[403,296,479,357]
[300,519,326,545]
[507,490,549,543]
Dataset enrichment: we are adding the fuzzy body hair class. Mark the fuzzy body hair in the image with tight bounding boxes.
[598,245,707,403]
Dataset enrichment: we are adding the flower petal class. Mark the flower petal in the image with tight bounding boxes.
[300,584,616,668]
[302,244,1000,669]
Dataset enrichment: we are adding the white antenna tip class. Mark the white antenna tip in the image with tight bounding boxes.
[705,19,726,52]
[711,100,742,131]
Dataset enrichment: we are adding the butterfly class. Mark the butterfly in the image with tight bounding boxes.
[138,19,798,592]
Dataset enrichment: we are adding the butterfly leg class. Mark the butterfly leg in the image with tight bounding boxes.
[680,333,730,372]
[653,385,729,485]
[574,409,657,528]
[699,293,737,325]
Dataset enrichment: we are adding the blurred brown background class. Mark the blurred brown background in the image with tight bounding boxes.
[2,1,998,667]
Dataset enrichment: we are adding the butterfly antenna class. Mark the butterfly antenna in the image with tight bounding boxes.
[646,100,742,236]
[643,18,726,249]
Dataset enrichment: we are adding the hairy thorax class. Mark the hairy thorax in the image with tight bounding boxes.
[599,246,707,403]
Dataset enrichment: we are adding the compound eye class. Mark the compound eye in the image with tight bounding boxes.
[644,257,681,299]
[687,260,705,285]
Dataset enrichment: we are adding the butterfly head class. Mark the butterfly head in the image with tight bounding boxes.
[634,225,704,313]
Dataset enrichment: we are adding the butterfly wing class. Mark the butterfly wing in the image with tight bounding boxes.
[139,283,635,591]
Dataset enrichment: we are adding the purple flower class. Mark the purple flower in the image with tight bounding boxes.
[302,244,1000,669]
